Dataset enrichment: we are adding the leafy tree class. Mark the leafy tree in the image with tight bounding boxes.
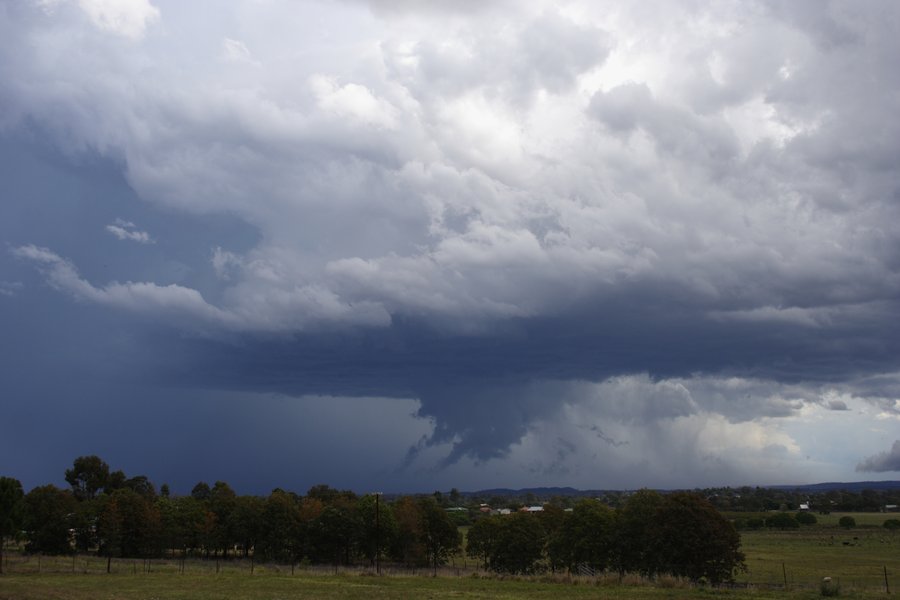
[839,516,856,529]
[490,513,546,574]
[0,476,25,573]
[418,497,461,574]
[357,494,397,567]
[228,495,264,558]
[795,511,817,525]
[391,496,425,566]
[549,499,616,573]
[209,481,236,556]
[97,488,160,558]
[23,485,77,554]
[467,516,502,569]
[124,475,157,500]
[65,455,110,501]
[615,489,663,575]
[649,492,745,584]
[767,512,800,529]
[311,503,358,565]
[191,482,211,502]
[256,490,300,562]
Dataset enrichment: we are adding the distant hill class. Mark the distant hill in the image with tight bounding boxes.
[466,481,900,497]
[766,481,900,492]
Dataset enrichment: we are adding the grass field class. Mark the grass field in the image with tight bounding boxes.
[0,570,886,600]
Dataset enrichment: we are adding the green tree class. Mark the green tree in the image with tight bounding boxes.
[65,455,110,501]
[228,495,264,558]
[490,513,546,574]
[97,488,160,558]
[615,489,663,575]
[357,494,397,567]
[466,516,502,569]
[391,496,425,566]
[649,492,745,584]
[23,485,77,554]
[549,499,616,573]
[767,512,800,529]
[418,497,461,574]
[883,519,900,531]
[795,511,817,525]
[208,481,236,557]
[839,516,856,529]
[0,476,25,573]
[256,490,300,562]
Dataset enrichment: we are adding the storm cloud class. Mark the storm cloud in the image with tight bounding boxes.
[2,0,900,492]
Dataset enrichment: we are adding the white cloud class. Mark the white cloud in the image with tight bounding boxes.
[0,281,25,297]
[77,0,159,39]
[106,219,154,244]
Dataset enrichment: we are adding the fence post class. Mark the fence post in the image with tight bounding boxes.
[782,563,788,591]
[885,566,890,594]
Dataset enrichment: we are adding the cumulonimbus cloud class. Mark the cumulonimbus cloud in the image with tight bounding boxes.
[857,440,900,473]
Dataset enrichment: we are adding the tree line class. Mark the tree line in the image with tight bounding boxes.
[0,456,746,582]
[467,490,744,583]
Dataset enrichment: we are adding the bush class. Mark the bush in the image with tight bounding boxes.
[746,517,764,530]
[883,519,900,531]
[766,513,799,529]
[795,511,817,525]
[838,516,856,529]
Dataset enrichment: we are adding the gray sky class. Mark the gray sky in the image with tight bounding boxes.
[1,0,899,495]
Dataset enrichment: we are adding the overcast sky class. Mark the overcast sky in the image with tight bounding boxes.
[2,0,899,495]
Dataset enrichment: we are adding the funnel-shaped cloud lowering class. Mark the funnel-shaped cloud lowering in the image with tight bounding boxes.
[3,0,900,491]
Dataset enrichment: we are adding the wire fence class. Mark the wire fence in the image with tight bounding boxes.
[0,553,895,594]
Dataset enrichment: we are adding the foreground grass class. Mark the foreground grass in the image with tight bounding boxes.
[0,571,882,600]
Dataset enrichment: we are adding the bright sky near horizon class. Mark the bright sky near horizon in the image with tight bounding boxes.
[1,0,899,495]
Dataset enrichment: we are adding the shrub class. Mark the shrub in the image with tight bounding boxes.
[795,511,817,525]
[766,512,799,529]
[883,519,900,531]
[838,516,856,529]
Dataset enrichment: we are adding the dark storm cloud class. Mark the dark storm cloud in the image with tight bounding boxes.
[4,0,900,488]
[857,441,900,473]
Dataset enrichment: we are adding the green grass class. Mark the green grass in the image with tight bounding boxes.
[0,570,881,600]
[736,525,899,591]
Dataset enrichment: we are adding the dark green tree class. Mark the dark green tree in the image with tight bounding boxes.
[838,516,856,529]
[23,485,77,554]
[883,519,900,531]
[767,513,800,529]
[490,513,546,574]
[228,495,264,558]
[97,488,159,558]
[615,489,663,575]
[549,499,616,573]
[209,481,236,557]
[795,511,817,525]
[418,497,461,574]
[65,455,110,501]
[466,516,502,569]
[191,482,211,502]
[357,494,397,567]
[649,492,745,584]
[256,490,300,562]
[0,476,25,573]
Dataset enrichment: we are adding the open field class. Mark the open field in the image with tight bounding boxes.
[0,570,889,600]
[735,525,899,591]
